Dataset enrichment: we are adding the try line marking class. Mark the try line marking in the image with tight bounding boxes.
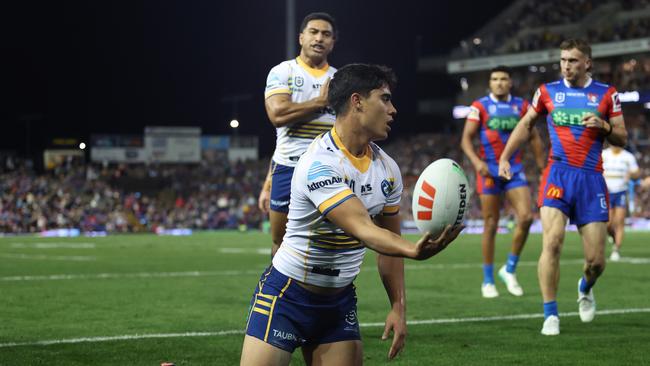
[1,308,648,348]
[2,258,649,282]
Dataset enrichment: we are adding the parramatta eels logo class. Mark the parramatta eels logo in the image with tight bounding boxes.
[417,180,436,220]
[381,179,393,197]
[307,161,342,192]
[295,76,304,87]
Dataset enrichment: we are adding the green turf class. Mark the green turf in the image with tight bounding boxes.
[1,231,649,365]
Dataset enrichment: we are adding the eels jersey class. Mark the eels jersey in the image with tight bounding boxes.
[272,128,403,288]
[602,147,638,193]
[467,93,529,175]
[265,57,337,167]
[532,78,622,172]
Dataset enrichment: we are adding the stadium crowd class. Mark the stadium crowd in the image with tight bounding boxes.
[0,158,267,234]
[2,113,650,234]
[456,0,650,58]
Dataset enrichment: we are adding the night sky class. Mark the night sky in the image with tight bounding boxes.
[3,0,511,158]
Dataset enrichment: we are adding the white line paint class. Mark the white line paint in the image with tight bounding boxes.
[2,257,648,282]
[219,248,271,255]
[0,253,96,261]
[1,307,648,348]
[9,242,96,249]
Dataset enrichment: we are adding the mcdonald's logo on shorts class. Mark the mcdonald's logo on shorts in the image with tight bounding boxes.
[545,184,563,199]
[484,177,495,188]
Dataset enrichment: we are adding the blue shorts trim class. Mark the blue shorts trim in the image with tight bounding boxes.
[245,266,360,353]
[609,191,627,209]
[477,171,528,195]
[538,164,609,226]
[270,162,294,213]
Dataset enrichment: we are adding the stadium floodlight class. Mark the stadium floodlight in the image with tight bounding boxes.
[79,142,86,150]
[230,119,240,129]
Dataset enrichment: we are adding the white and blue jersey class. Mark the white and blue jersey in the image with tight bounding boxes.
[272,127,403,288]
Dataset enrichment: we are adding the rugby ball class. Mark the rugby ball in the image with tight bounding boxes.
[411,158,469,237]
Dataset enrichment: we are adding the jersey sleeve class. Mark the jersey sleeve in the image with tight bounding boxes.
[531,85,549,114]
[295,157,354,216]
[264,62,292,99]
[603,86,623,119]
[466,101,483,123]
[381,156,403,216]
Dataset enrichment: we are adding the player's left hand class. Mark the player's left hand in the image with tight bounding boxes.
[382,306,407,360]
[498,160,512,180]
[581,113,609,131]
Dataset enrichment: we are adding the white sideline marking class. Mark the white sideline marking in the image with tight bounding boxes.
[219,248,271,255]
[0,253,96,261]
[2,257,649,282]
[1,308,648,348]
[9,242,96,249]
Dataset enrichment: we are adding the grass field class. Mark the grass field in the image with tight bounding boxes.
[1,231,649,365]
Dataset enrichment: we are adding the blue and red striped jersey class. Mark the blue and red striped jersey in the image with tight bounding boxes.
[467,94,529,175]
[532,78,622,172]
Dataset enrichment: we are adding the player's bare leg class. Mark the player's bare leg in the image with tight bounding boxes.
[240,335,292,366]
[539,207,567,335]
[269,210,288,257]
[499,186,533,296]
[302,340,363,366]
[505,186,533,256]
[609,206,626,259]
[539,207,567,302]
[576,222,607,322]
[479,194,501,298]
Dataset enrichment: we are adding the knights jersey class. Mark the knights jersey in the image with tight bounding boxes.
[602,147,639,193]
[467,94,529,176]
[532,78,622,172]
[265,57,337,167]
[272,128,403,288]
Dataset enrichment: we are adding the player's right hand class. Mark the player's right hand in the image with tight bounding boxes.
[258,189,271,214]
[413,224,465,260]
[498,160,512,180]
[317,78,331,106]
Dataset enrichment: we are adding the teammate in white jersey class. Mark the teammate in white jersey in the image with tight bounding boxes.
[602,145,640,261]
[258,12,338,257]
[241,64,464,366]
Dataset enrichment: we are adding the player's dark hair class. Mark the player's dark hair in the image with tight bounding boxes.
[490,65,512,78]
[328,64,397,116]
[560,38,592,58]
[300,12,337,39]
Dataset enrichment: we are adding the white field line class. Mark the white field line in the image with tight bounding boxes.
[1,307,649,348]
[0,253,96,261]
[9,242,96,249]
[219,248,271,255]
[2,257,649,282]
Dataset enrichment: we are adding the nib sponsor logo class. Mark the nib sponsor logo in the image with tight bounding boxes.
[417,181,436,220]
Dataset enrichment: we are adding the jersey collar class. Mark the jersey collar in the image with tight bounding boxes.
[489,93,511,103]
[296,57,330,78]
[330,127,372,173]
